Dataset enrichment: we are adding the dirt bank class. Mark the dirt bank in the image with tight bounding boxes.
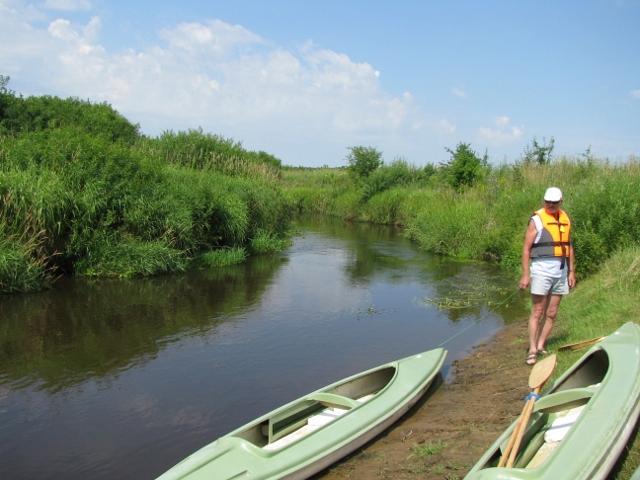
[317,321,532,480]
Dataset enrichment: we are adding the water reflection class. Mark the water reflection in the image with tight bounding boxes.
[0,255,288,392]
[0,217,526,480]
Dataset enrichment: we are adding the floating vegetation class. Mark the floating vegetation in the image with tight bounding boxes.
[353,305,384,317]
[424,273,520,311]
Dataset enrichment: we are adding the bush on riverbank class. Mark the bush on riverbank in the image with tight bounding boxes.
[0,89,291,293]
[283,158,640,278]
[0,83,139,144]
[136,129,282,180]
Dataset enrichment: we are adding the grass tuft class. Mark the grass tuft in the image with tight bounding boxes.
[411,440,447,458]
[194,247,247,268]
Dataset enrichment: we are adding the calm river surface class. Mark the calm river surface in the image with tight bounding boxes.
[0,218,526,479]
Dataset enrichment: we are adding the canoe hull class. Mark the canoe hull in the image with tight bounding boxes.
[281,373,437,480]
[158,348,447,480]
[465,322,640,480]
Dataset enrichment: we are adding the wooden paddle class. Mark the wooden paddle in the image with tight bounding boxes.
[506,354,557,468]
[498,353,557,468]
[558,336,605,352]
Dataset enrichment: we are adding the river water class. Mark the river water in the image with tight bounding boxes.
[0,218,526,479]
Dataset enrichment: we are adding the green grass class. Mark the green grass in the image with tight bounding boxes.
[0,95,292,293]
[411,440,447,458]
[194,247,247,268]
[282,159,640,278]
[73,235,187,278]
[250,230,291,254]
[0,232,48,292]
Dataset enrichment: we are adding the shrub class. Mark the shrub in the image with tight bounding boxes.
[523,137,555,165]
[443,143,487,190]
[361,159,416,201]
[0,89,139,144]
[346,146,383,179]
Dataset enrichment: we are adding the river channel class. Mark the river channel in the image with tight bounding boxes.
[0,218,527,479]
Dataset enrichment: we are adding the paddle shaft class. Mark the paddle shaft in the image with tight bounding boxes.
[498,385,539,467]
[506,386,541,468]
[498,399,528,467]
[558,336,605,352]
[498,354,556,468]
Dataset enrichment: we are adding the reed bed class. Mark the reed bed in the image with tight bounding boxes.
[136,130,282,180]
[0,92,291,293]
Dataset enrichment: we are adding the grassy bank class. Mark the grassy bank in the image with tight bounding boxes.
[0,89,291,293]
[283,159,640,279]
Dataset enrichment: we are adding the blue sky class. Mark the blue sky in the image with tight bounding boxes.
[1,0,639,166]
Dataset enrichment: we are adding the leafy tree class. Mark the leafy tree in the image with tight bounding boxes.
[0,74,10,93]
[0,75,11,134]
[443,142,487,190]
[346,146,383,179]
[422,163,437,179]
[523,136,555,165]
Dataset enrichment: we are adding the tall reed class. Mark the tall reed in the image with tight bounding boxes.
[0,123,291,291]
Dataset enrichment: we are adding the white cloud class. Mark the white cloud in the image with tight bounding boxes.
[43,0,91,11]
[435,118,456,134]
[451,87,466,98]
[495,115,510,127]
[631,89,640,99]
[0,2,427,166]
[159,20,263,56]
[478,116,524,145]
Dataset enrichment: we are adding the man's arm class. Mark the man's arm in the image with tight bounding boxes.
[568,245,576,288]
[519,220,537,289]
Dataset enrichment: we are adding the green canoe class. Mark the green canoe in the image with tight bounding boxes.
[465,322,640,479]
[157,348,447,480]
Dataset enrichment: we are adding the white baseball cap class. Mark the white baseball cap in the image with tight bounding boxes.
[544,187,563,202]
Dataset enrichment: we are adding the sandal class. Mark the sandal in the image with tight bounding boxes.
[537,349,549,355]
[526,352,537,366]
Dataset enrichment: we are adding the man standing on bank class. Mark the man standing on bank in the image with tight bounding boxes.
[519,187,576,366]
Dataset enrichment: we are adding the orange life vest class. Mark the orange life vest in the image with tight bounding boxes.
[530,208,572,260]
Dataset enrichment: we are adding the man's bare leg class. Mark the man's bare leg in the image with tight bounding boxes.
[536,294,562,352]
[528,294,548,356]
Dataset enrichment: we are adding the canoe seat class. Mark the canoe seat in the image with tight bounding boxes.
[264,406,350,451]
[307,392,360,409]
[525,404,586,468]
[498,385,599,458]
[262,393,376,452]
[532,385,598,414]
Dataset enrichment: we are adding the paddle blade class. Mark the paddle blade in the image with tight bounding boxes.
[528,354,557,389]
[558,336,605,352]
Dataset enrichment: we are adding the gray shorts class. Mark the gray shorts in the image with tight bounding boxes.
[531,271,569,296]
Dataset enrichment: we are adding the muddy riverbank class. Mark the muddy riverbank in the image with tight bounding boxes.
[317,321,540,479]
